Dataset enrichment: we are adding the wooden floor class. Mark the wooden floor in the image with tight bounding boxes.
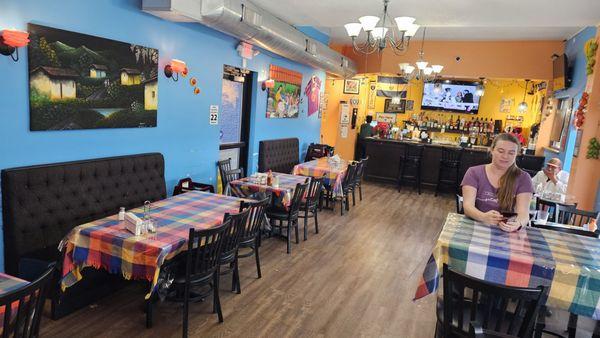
[40,182,595,337]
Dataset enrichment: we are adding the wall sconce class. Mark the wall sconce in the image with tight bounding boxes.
[0,29,30,62]
[261,79,275,91]
[164,59,187,81]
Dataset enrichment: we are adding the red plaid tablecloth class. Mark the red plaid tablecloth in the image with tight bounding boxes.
[59,191,243,299]
[229,173,308,208]
[0,273,29,333]
[292,158,348,197]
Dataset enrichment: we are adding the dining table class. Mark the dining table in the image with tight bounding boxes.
[415,213,600,320]
[0,273,29,333]
[229,172,309,208]
[292,157,348,198]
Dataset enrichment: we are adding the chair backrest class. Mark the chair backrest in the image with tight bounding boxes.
[305,176,325,209]
[288,181,309,217]
[405,143,425,158]
[0,264,56,338]
[516,155,545,175]
[442,264,544,338]
[353,157,369,185]
[532,222,600,238]
[342,163,358,191]
[217,159,235,188]
[222,168,244,189]
[239,197,270,243]
[456,194,464,214]
[535,198,557,222]
[220,207,251,262]
[304,143,335,162]
[186,219,231,282]
[442,147,463,163]
[172,178,215,196]
[556,206,599,227]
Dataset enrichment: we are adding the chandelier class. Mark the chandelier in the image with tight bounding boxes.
[344,0,420,55]
[398,27,443,82]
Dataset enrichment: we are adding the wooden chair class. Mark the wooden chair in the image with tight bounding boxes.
[337,163,357,216]
[218,207,251,295]
[237,197,270,286]
[556,206,599,227]
[299,176,325,240]
[350,157,368,206]
[0,264,56,338]
[398,143,425,195]
[266,181,309,254]
[168,219,231,336]
[217,159,245,193]
[304,143,334,162]
[436,147,463,196]
[437,264,545,338]
[172,178,215,195]
[535,198,558,222]
[469,322,518,338]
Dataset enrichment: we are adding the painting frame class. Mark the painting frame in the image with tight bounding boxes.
[343,79,360,94]
[27,23,159,131]
[266,80,301,118]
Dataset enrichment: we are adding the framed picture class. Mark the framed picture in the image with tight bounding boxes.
[405,100,414,111]
[343,79,360,94]
[266,80,301,118]
[384,98,406,114]
[28,24,158,131]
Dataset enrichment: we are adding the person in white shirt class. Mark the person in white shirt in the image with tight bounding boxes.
[532,158,569,195]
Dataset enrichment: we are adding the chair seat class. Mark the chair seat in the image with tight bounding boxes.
[172,270,214,285]
[266,208,290,220]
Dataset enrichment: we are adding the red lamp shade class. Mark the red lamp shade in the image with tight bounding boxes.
[170,59,187,74]
[1,29,29,48]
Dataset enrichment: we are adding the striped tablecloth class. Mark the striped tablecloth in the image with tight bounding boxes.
[0,273,29,332]
[293,157,348,197]
[229,173,308,208]
[414,213,600,319]
[60,191,243,299]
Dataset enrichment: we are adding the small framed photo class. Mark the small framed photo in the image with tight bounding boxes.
[343,79,360,94]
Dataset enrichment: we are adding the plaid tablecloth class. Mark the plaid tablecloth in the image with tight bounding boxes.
[293,158,348,197]
[0,273,29,332]
[229,173,308,208]
[59,191,243,299]
[414,213,600,319]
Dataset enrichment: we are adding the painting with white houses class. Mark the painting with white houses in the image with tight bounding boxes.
[28,23,158,130]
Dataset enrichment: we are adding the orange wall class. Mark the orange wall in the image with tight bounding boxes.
[336,40,564,80]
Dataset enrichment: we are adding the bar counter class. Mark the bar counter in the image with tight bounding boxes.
[362,137,490,188]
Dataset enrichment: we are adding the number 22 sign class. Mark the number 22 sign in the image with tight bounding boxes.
[209,105,219,125]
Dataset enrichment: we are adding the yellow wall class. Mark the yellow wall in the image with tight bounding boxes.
[121,72,141,85]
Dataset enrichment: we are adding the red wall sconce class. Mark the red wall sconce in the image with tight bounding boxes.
[261,79,275,91]
[0,29,30,62]
[164,59,188,81]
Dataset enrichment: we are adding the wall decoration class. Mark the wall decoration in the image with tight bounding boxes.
[384,98,406,114]
[343,79,360,94]
[587,137,599,159]
[573,92,588,129]
[585,38,598,75]
[266,65,302,118]
[368,81,376,109]
[376,112,396,124]
[405,100,414,111]
[499,98,514,113]
[28,24,158,131]
[304,75,321,116]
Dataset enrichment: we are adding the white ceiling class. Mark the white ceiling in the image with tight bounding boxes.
[251,0,600,42]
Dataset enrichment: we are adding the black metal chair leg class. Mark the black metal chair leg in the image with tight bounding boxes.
[214,270,223,322]
[435,165,442,197]
[303,209,308,241]
[568,313,578,338]
[294,220,299,244]
[182,285,188,337]
[352,189,356,206]
[146,294,154,329]
[314,208,319,234]
[254,241,262,278]
[286,223,291,254]
[359,184,363,201]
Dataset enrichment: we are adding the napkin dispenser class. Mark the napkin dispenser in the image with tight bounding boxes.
[124,212,144,236]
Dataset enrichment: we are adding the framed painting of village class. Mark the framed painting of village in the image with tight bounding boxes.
[27,24,158,131]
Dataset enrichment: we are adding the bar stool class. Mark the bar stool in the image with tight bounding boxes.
[398,143,425,194]
[435,147,463,196]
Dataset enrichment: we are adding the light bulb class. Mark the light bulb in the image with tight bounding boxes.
[359,16,380,32]
[416,61,428,70]
[394,17,415,32]
[371,27,388,40]
[475,83,485,96]
[398,63,409,72]
[344,23,362,37]
[518,101,528,112]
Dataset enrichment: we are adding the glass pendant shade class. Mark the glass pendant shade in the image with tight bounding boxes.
[431,65,443,73]
[371,27,389,40]
[405,23,420,37]
[344,23,362,37]
[416,61,428,70]
[394,17,415,31]
[359,16,380,32]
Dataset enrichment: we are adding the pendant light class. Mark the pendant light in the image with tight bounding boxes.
[518,79,530,112]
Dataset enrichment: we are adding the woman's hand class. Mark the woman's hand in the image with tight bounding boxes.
[499,216,527,232]
[481,210,504,225]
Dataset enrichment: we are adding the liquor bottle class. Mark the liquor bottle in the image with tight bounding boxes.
[449,115,454,130]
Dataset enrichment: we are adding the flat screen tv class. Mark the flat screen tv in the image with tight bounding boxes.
[552,54,569,91]
[421,80,482,114]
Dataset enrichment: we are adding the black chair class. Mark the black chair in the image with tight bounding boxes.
[0,264,55,338]
[469,322,518,338]
[535,198,558,222]
[436,147,463,196]
[356,156,369,202]
[266,181,309,254]
[173,178,215,195]
[169,219,231,336]
[529,224,599,338]
[219,208,251,295]
[335,163,357,216]
[350,157,368,206]
[398,143,425,195]
[237,197,269,288]
[437,264,545,338]
[304,143,334,162]
[299,176,325,241]
[556,206,599,227]
[217,158,245,193]
[516,155,545,178]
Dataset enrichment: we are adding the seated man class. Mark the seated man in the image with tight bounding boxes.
[532,158,569,195]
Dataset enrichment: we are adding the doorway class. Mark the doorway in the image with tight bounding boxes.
[219,65,254,172]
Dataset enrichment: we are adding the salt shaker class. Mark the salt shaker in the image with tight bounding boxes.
[118,207,125,221]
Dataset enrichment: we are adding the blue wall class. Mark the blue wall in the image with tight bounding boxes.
[544,26,597,171]
[0,0,325,271]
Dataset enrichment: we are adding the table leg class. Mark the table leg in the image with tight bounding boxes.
[146,292,155,328]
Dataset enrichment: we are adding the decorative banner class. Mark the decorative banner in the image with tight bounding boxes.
[266,65,302,118]
[28,24,158,130]
[304,75,321,116]
[368,81,377,109]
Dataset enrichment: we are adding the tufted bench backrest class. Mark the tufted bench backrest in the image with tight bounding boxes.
[258,138,300,174]
[1,153,166,274]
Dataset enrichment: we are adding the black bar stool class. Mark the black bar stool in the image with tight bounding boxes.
[398,143,424,194]
[435,147,463,196]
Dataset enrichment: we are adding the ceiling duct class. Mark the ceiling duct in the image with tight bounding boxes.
[142,0,356,77]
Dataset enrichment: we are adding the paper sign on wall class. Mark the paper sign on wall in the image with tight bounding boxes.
[340,125,348,139]
[340,102,350,125]
[209,105,219,125]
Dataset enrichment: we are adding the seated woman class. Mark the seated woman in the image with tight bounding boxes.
[461,133,533,232]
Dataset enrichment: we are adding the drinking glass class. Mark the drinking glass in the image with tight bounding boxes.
[536,210,549,224]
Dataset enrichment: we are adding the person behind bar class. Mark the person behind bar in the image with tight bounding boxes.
[357,115,375,159]
[532,158,569,195]
[461,133,533,232]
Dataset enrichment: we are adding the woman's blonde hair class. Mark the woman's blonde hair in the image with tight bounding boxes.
[491,133,522,211]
